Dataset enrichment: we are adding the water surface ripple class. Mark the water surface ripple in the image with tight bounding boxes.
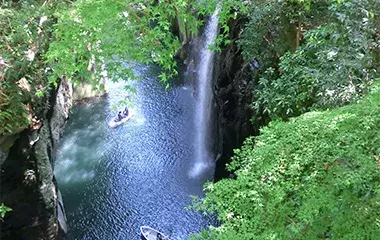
[55,66,216,240]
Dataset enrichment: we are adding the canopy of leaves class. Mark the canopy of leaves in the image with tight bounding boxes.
[0,0,64,135]
[239,0,380,120]
[47,0,193,85]
[1,0,243,134]
[192,85,380,240]
[46,0,246,84]
[238,0,330,68]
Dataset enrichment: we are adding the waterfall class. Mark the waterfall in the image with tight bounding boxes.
[190,6,220,178]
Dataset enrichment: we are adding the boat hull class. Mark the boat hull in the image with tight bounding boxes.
[140,226,169,240]
[108,109,134,128]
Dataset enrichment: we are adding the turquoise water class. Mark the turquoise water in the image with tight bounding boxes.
[54,66,216,240]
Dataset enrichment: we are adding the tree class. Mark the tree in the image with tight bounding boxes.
[192,84,380,240]
[46,0,247,84]
[237,0,380,120]
[0,0,64,135]
[46,0,203,87]
[1,0,245,134]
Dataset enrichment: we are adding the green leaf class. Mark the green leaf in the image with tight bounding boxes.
[0,203,12,218]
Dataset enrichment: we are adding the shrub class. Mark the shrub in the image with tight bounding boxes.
[193,86,380,239]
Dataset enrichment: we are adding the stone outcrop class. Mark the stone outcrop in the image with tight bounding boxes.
[0,78,71,240]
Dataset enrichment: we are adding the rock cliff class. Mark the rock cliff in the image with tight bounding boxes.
[0,78,71,240]
[213,18,257,180]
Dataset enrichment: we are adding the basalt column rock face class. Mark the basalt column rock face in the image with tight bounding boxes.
[0,79,71,240]
[213,18,256,180]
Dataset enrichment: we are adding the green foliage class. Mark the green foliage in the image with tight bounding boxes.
[195,0,248,52]
[192,87,380,239]
[2,0,244,134]
[239,0,380,120]
[257,0,379,119]
[238,0,329,69]
[46,0,201,84]
[46,0,245,83]
[0,0,62,135]
[0,203,12,219]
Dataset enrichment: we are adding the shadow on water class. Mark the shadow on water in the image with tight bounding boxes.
[55,65,216,240]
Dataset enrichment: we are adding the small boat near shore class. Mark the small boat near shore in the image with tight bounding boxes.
[140,226,170,240]
[108,109,134,128]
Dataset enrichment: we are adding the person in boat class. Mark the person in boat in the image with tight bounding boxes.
[157,232,170,240]
[156,233,163,240]
[117,111,123,121]
[123,107,129,116]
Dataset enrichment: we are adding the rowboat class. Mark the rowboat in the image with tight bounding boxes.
[140,226,170,240]
[108,109,133,128]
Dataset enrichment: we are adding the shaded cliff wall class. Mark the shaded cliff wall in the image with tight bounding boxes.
[183,15,259,180]
[0,79,71,240]
[183,16,259,180]
[213,18,258,180]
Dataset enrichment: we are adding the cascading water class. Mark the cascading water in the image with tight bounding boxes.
[190,6,220,178]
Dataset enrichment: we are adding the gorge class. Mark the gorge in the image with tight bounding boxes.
[1,1,379,239]
[1,5,245,239]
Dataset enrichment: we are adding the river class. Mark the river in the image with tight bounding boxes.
[54,65,216,240]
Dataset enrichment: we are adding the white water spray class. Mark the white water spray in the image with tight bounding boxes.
[190,6,220,178]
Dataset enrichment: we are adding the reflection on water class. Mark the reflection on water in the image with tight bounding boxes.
[55,66,216,240]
